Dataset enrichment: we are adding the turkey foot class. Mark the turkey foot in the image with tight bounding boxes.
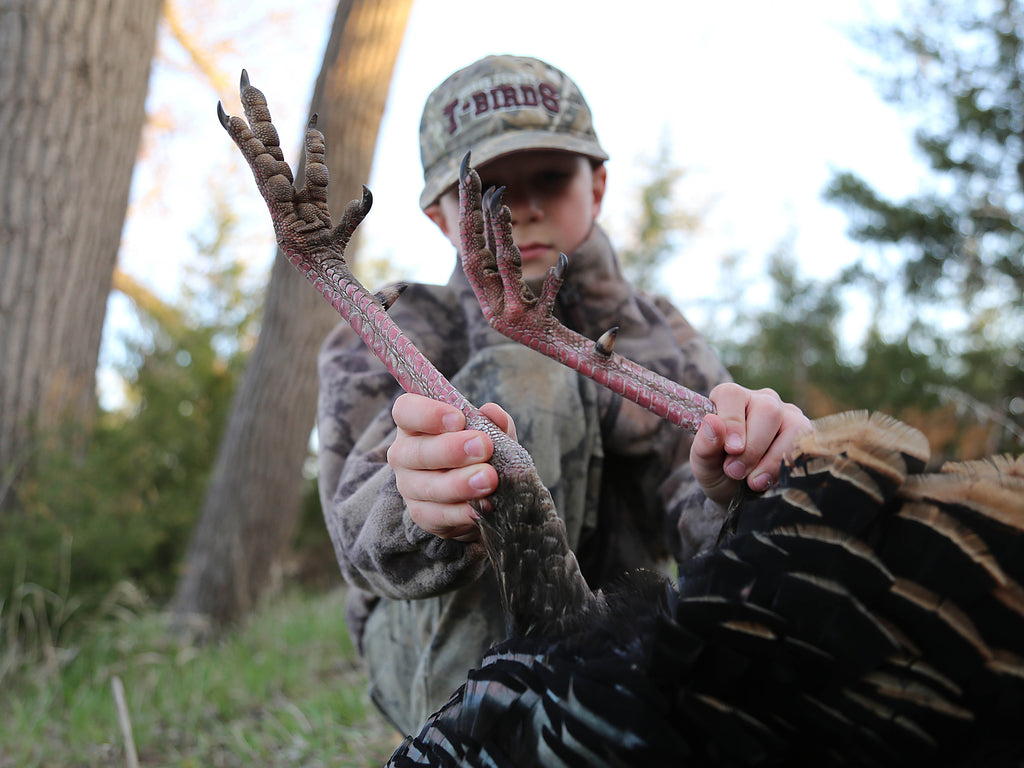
[457,153,716,434]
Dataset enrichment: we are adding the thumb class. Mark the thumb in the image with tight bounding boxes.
[690,414,737,507]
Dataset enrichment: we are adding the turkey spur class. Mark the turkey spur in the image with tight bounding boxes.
[219,73,1024,767]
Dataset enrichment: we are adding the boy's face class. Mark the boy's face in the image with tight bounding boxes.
[426,150,607,281]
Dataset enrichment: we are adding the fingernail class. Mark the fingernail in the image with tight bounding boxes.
[468,469,492,491]
[749,473,772,492]
[725,434,744,452]
[725,459,746,480]
[464,436,486,459]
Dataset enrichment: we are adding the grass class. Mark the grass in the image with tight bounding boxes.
[0,585,401,767]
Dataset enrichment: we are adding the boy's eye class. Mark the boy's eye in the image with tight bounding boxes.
[476,162,579,202]
[535,170,572,189]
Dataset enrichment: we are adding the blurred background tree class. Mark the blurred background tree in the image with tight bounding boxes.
[681,0,1023,460]
[3,194,258,618]
[0,1,163,509]
[618,138,705,293]
[170,0,414,638]
[1,0,414,654]
[820,0,1024,454]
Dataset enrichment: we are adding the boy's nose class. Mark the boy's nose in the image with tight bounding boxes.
[505,190,543,226]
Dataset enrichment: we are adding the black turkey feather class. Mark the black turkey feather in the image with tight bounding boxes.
[389,412,1024,767]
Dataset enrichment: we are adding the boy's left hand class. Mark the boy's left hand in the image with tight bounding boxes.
[690,382,811,509]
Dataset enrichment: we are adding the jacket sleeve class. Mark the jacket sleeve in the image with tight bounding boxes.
[648,294,735,563]
[316,320,487,600]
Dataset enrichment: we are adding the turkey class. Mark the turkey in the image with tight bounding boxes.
[218,73,1024,767]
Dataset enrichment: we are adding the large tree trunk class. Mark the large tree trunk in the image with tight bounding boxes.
[171,0,413,632]
[0,0,163,505]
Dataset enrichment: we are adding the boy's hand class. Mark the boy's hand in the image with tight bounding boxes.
[388,393,516,543]
[690,382,811,508]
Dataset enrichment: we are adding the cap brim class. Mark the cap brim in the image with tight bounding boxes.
[419,131,609,209]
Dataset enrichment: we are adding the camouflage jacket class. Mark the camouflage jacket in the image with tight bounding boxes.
[317,225,732,640]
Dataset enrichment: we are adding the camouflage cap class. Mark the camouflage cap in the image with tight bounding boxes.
[419,55,609,208]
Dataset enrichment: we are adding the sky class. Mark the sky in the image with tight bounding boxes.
[107,0,925,400]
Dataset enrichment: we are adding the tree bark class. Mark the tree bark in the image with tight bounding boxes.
[171,0,414,632]
[0,0,163,504]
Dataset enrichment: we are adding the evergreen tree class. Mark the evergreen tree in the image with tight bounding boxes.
[618,140,703,293]
[823,0,1023,452]
[714,246,844,412]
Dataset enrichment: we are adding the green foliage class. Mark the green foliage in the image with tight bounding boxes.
[826,0,1024,310]
[815,0,1023,451]
[0,588,397,766]
[715,246,845,408]
[618,139,702,292]
[1,199,262,661]
[706,238,1023,456]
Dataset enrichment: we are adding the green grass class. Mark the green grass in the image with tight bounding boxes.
[0,587,401,767]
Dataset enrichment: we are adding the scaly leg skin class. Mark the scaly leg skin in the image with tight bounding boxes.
[457,153,717,434]
[219,71,489,420]
[219,72,600,638]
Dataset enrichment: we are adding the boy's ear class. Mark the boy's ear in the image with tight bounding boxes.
[591,163,608,215]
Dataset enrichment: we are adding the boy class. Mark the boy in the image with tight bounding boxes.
[317,54,809,734]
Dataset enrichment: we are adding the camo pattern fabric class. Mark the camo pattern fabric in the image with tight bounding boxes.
[418,54,609,207]
[316,224,731,732]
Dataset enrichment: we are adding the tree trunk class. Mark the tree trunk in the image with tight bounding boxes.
[171,0,414,632]
[0,0,163,505]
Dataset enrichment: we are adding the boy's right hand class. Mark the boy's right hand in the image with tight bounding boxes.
[388,393,515,543]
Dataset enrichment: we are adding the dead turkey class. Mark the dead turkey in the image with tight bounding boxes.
[389,412,1024,767]
[219,73,1024,767]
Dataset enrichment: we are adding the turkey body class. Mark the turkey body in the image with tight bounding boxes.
[388,412,1024,768]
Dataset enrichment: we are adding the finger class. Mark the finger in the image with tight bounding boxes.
[394,463,499,505]
[479,402,517,441]
[691,412,726,466]
[407,499,482,541]
[724,392,785,487]
[393,392,466,435]
[746,405,812,490]
[707,382,754,455]
[388,426,494,472]
[690,413,738,506]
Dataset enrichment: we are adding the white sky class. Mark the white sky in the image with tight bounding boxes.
[107,0,924,397]
[362,0,920,288]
